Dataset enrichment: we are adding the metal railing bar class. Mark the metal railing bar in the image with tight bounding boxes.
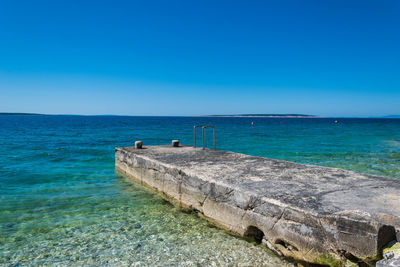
[193,125,215,150]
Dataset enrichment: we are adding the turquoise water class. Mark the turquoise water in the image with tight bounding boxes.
[1,116,400,266]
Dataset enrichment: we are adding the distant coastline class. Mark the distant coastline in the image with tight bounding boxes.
[204,114,321,118]
[0,112,45,116]
[1,113,398,118]
[383,115,400,119]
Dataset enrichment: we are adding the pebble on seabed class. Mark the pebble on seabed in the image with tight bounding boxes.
[2,205,294,266]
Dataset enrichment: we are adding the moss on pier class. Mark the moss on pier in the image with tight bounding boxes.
[383,241,400,255]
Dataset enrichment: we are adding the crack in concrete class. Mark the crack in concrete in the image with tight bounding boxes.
[271,208,287,232]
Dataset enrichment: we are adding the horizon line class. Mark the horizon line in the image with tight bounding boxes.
[1,112,399,119]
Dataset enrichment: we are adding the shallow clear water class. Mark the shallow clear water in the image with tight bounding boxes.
[1,116,399,266]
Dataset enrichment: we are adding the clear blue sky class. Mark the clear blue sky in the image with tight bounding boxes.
[0,0,399,116]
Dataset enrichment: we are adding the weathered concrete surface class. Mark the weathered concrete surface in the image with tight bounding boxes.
[115,145,400,266]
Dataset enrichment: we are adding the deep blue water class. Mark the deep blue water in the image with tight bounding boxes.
[1,115,399,265]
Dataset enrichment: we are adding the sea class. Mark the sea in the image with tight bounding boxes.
[1,115,399,266]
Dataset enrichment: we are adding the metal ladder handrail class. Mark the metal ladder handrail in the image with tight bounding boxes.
[193,125,215,150]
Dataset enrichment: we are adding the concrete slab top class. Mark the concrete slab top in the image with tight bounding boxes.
[117,145,400,224]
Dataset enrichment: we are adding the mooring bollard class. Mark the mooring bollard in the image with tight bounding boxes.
[172,140,179,147]
[135,141,143,149]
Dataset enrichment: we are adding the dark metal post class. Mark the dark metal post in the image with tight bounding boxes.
[201,127,203,149]
[194,126,196,148]
[203,127,207,150]
[213,127,215,150]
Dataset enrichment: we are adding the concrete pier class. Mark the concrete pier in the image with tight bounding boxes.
[115,145,400,266]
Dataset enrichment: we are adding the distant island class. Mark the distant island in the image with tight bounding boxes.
[383,115,400,118]
[205,114,320,118]
[0,112,45,116]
